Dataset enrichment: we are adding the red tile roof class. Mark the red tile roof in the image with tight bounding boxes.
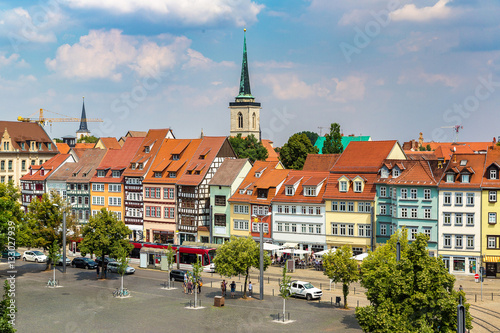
[261,140,280,162]
[273,170,329,204]
[423,141,492,152]
[376,159,444,186]
[50,149,107,182]
[99,137,121,150]
[330,140,400,173]
[302,154,340,171]
[481,146,500,188]
[21,154,72,181]
[56,143,70,154]
[438,153,486,189]
[324,173,378,200]
[0,121,58,153]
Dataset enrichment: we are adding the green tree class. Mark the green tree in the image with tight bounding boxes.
[279,133,319,169]
[115,245,130,294]
[213,236,271,298]
[77,135,99,143]
[53,138,63,143]
[192,257,203,308]
[79,208,132,279]
[297,131,319,146]
[279,266,292,320]
[322,245,359,309]
[229,134,268,163]
[163,245,176,289]
[322,123,343,154]
[48,240,60,282]
[0,280,16,333]
[0,183,26,250]
[356,232,473,332]
[26,193,77,269]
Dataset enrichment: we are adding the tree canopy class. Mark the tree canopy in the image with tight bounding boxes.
[79,208,132,278]
[213,236,271,298]
[279,133,319,169]
[0,280,16,333]
[322,123,343,154]
[228,134,268,163]
[356,231,472,332]
[322,245,359,309]
[0,183,25,250]
[297,131,319,146]
[25,193,77,251]
[77,135,99,143]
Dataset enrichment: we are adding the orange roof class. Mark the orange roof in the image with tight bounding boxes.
[0,121,58,153]
[21,154,72,181]
[273,170,329,204]
[261,140,279,162]
[324,173,378,200]
[376,160,445,186]
[433,145,474,161]
[56,143,70,154]
[75,143,95,149]
[229,162,289,205]
[303,154,340,171]
[123,129,173,177]
[439,153,486,188]
[331,140,400,173]
[405,151,437,160]
[481,146,500,188]
[144,139,202,184]
[177,137,235,186]
[423,141,492,152]
[90,137,143,183]
[99,137,121,150]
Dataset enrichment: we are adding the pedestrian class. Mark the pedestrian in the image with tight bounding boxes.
[230,281,236,298]
[221,279,227,297]
[248,281,253,298]
[459,285,463,292]
[183,273,187,294]
[96,265,100,279]
[198,278,202,294]
[187,280,193,294]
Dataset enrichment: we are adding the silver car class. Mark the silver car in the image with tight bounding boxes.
[107,262,135,274]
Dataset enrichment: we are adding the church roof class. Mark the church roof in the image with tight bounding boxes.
[77,97,89,132]
[236,29,253,99]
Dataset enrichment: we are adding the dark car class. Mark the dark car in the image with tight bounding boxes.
[95,256,116,268]
[1,250,21,259]
[170,269,189,282]
[71,257,97,269]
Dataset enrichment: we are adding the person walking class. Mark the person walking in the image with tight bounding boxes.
[96,265,100,279]
[187,280,193,294]
[230,281,236,298]
[248,281,253,298]
[183,273,188,294]
[198,278,202,294]
[221,279,227,297]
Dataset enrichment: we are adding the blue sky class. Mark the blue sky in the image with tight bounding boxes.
[1,0,499,146]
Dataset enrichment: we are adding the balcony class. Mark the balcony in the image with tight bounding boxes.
[178,224,197,233]
[125,185,142,191]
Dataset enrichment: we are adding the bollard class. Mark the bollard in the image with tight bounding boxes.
[320,283,322,290]
[268,276,270,284]
[278,278,280,285]
[211,272,213,278]
[475,294,477,302]
[357,300,359,307]
[319,298,321,304]
[492,293,494,301]
[273,289,274,296]
[277,313,280,321]
[331,297,332,306]
[354,287,356,295]
[288,312,290,321]
[199,300,201,307]
[189,300,192,308]
[211,281,212,288]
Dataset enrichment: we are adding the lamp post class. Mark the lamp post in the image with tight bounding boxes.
[55,202,75,274]
[252,212,271,301]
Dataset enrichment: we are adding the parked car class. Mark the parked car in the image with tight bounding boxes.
[107,262,135,274]
[22,250,47,263]
[95,256,116,268]
[2,250,21,259]
[289,280,323,300]
[71,257,97,269]
[170,269,189,282]
[55,254,71,266]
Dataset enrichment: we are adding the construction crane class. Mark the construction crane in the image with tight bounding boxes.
[18,108,103,126]
[440,125,463,143]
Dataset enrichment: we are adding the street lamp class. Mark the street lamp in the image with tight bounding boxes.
[54,202,76,274]
[252,212,271,301]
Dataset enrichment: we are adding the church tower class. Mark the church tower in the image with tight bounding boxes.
[229,29,261,141]
[76,96,90,140]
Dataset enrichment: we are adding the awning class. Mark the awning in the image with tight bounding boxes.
[280,249,311,255]
[263,243,283,251]
[315,249,336,257]
[282,242,298,249]
[482,255,500,263]
[351,253,369,261]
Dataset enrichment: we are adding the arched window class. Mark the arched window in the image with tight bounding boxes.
[238,112,243,128]
[252,112,256,129]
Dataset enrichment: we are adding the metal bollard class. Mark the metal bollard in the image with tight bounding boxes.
[475,294,477,302]
[354,287,356,295]
[331,297,332,306]
[272,289,274,296]
[357,300,359,307]
[268,276,270,284]
[288,312,290,321]
[492,293,494,301]
[211,281,212,288]
[320,283,322,290]
[189,300,192,308]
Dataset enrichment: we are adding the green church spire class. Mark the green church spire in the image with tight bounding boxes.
[237,28,253,99]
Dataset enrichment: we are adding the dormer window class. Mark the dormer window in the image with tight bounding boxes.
[257,189,268,199]
[131,163,136,170]
[381,168,389,178]
[3,142,9,150]
[392,168,400,178]
[304,186,316,197]
[145,146,150,153]
[460,160,467,166]
[255,172,261,178]
[285,186,294,196]
[97,170,105,177]
[38,143,42,150]
[21,142,25,150]
[446,173,454,183]
[247,190,253,195]
[490,169,497,180]
[354,181,362,193]
[169,172,176,178]
[112,171,120,178]
[340,181,348,192]
[239,189,245,194]
[154,172,162,178]
[30,141,35,150]
[172,154,180,161]
[47,143,51,150]
[139,164,143,170]
[462,174,470,183]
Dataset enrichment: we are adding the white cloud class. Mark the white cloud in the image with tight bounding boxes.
[0,53,28,68]
[398,70,460,88]
[63,0,264,26]
[390,0,454,22]
[0,6,64,44]
[45,30,226,80]
[261,73,366,102]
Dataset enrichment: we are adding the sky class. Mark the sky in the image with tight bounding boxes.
[1,0,500,146]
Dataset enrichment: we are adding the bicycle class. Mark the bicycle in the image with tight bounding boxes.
[47,279,58,287]
[113,288,129,297]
